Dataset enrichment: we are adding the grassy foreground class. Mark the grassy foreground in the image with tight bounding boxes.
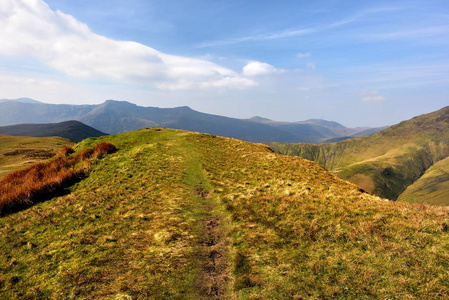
[1,128,449,299]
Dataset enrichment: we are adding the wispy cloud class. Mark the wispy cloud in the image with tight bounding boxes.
[197,28,317,48]
[0,0,257,90]
[362,26,449,41]
[196,6,404,48]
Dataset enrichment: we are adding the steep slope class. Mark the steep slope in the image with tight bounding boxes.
[1,128,449,299]
[271,106,449,200]
[0,121,107,142]
[398,156,449,205]
[0,135,73,178]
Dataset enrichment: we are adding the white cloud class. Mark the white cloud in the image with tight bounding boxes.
[296,52,311,58]
[0,0,251,90]
[199,77,258,89]
[242,61,284,77]
[155,77,257,90]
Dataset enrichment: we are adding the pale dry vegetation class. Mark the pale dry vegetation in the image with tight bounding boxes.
[0,142,116,216]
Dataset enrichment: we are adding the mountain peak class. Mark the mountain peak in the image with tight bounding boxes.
[103,99,136,106]
[247,116,275,124]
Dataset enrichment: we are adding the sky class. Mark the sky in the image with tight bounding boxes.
[0,0,448,127]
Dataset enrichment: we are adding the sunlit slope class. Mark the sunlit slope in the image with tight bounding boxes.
[271,106,449,200]
[398,156,449,205]
[1,128,449,299]
[0,134,73,178]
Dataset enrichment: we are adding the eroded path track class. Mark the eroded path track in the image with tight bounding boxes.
[195,187,231,299]
[181,138,233,299]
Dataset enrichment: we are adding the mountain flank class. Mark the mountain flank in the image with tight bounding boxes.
[0,98,384,143]
[1,128,449,298]
[0,121,107,142]
[271,106,449,202]
[0,135,73,178]
[398,156,449,205]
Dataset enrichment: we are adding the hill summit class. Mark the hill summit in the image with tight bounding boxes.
[1,128,449,298]
[0,120,106,142]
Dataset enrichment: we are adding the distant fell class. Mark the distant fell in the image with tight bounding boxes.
[247,115,385,143]
[0,98,41,104]
[0,99,383,143]
[0,121,107,142]
[271,106,449,201]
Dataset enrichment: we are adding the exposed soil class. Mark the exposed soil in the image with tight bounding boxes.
[195,186,232,299]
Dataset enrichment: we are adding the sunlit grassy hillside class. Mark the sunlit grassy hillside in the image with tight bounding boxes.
[0,134,73,178]
[1,128,449,299]
[271,106,449,200]
[398,156,449,205]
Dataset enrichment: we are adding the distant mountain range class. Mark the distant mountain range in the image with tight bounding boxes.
[246,116,387,143]
[0,120,106,142]
[271,105,449,203]
[0,98,385,143]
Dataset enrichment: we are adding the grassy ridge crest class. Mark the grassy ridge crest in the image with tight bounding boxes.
[1,128,449,298]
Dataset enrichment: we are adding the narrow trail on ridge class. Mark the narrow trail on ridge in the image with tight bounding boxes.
[181,137,233,299]
[195,184,231,299]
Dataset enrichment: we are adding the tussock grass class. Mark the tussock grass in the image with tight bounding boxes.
[0,142,116,216]
[1,128,448,299]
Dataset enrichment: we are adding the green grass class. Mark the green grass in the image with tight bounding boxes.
[1,128,449,298]
[398,156,449,205]
[270,106,449,200]
[0,134,73,178]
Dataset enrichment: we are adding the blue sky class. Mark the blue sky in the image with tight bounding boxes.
[1,0,448,127]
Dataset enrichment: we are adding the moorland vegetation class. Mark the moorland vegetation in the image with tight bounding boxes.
[1,128,448,298]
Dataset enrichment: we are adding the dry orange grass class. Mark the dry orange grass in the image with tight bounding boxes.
[93,141,117,159]
[0,142,116,216]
